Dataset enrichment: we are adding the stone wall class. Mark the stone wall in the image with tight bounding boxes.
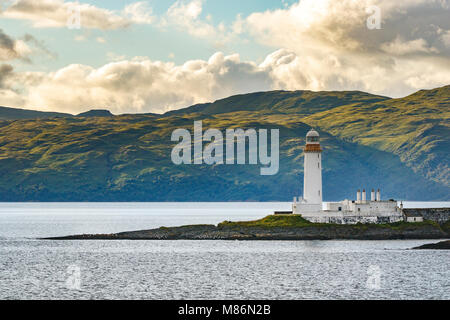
[303,214,403,224]
[403,208,450,224]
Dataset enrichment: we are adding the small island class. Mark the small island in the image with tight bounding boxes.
[44,215,450,241]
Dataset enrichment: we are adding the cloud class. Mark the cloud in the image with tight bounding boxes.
[123,1,154,25]
[0,63,26,107]
[164,0,216,38]
[2,0,131,29]
[106,52,127,62]
[237,0,450,96]
[0,29,30,61]
[5,45,450,114]
[0,64,14,88]
[0,28,57,64]
[12,52,274,114]
[242,0,450,54]
[1,0,450,112]
[381,37,439,55]
[22,34,58,59]
[442,31,450,47]
[2,0,229,46]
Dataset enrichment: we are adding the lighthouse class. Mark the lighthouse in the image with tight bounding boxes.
[290,129,403,224]
[303,129,323,206]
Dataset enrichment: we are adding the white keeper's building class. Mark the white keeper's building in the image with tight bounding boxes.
[292,129,403,224]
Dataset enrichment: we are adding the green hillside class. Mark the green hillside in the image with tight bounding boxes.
[0,87,448,201]
[304,85,450,187]
[165,90,389,116]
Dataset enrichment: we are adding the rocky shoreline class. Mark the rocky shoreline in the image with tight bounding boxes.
[44,215,450,241]
[413,240,450,250]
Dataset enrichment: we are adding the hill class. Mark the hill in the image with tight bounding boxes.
[77,110,114,117]
[0,87,448,201]
[304,85,450,187]
[0,106,71,120]
[165,90,389,116]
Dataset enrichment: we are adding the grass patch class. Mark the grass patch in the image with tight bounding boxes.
[218,215,313,228]
[218,215,441,230]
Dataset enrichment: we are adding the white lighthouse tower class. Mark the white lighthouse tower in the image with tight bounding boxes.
[292,129,323,214]
[304,129,322,205]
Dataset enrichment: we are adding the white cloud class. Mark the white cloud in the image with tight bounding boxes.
[236,0,450,96]
[13,52,273,114]
[123,1,154,25]
[164,0,216,38]
[242,0,450,54]
[380,37,439,55]
[2,0,131,29]
[107,52,127,62]
[442,31,450,47]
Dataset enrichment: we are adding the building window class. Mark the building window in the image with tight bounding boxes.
[338,207,342,211]
[358,208,361,212]
[307,136,319,143]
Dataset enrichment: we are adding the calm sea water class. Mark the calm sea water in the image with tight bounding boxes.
[0,202,449,300]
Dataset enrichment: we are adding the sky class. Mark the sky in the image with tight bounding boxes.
[0,0,449,114]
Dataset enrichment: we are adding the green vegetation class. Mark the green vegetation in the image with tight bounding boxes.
[0,86,448,201]
[219,215,313,228]
[165,90,389,117]
[218,215,441,230]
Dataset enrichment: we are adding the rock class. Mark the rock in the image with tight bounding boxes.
[412,240,450,250]
[43,220,448,241]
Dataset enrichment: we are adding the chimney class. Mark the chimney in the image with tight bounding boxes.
[357,189,361,202]
[293,197,297,204]
[377,189,381,201]
[362,189,366,202]
[371,189,375,201]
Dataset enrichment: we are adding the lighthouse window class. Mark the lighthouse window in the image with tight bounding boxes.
[318,163,320,168]
[307,136,319,142]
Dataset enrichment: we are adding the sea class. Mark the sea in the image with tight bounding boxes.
[0,202,448,300]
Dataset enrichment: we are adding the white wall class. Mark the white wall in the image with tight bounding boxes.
[304,151,322,205]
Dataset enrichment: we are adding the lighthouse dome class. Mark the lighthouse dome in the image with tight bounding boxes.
[306,129,319,137]
[306,129,320,144]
